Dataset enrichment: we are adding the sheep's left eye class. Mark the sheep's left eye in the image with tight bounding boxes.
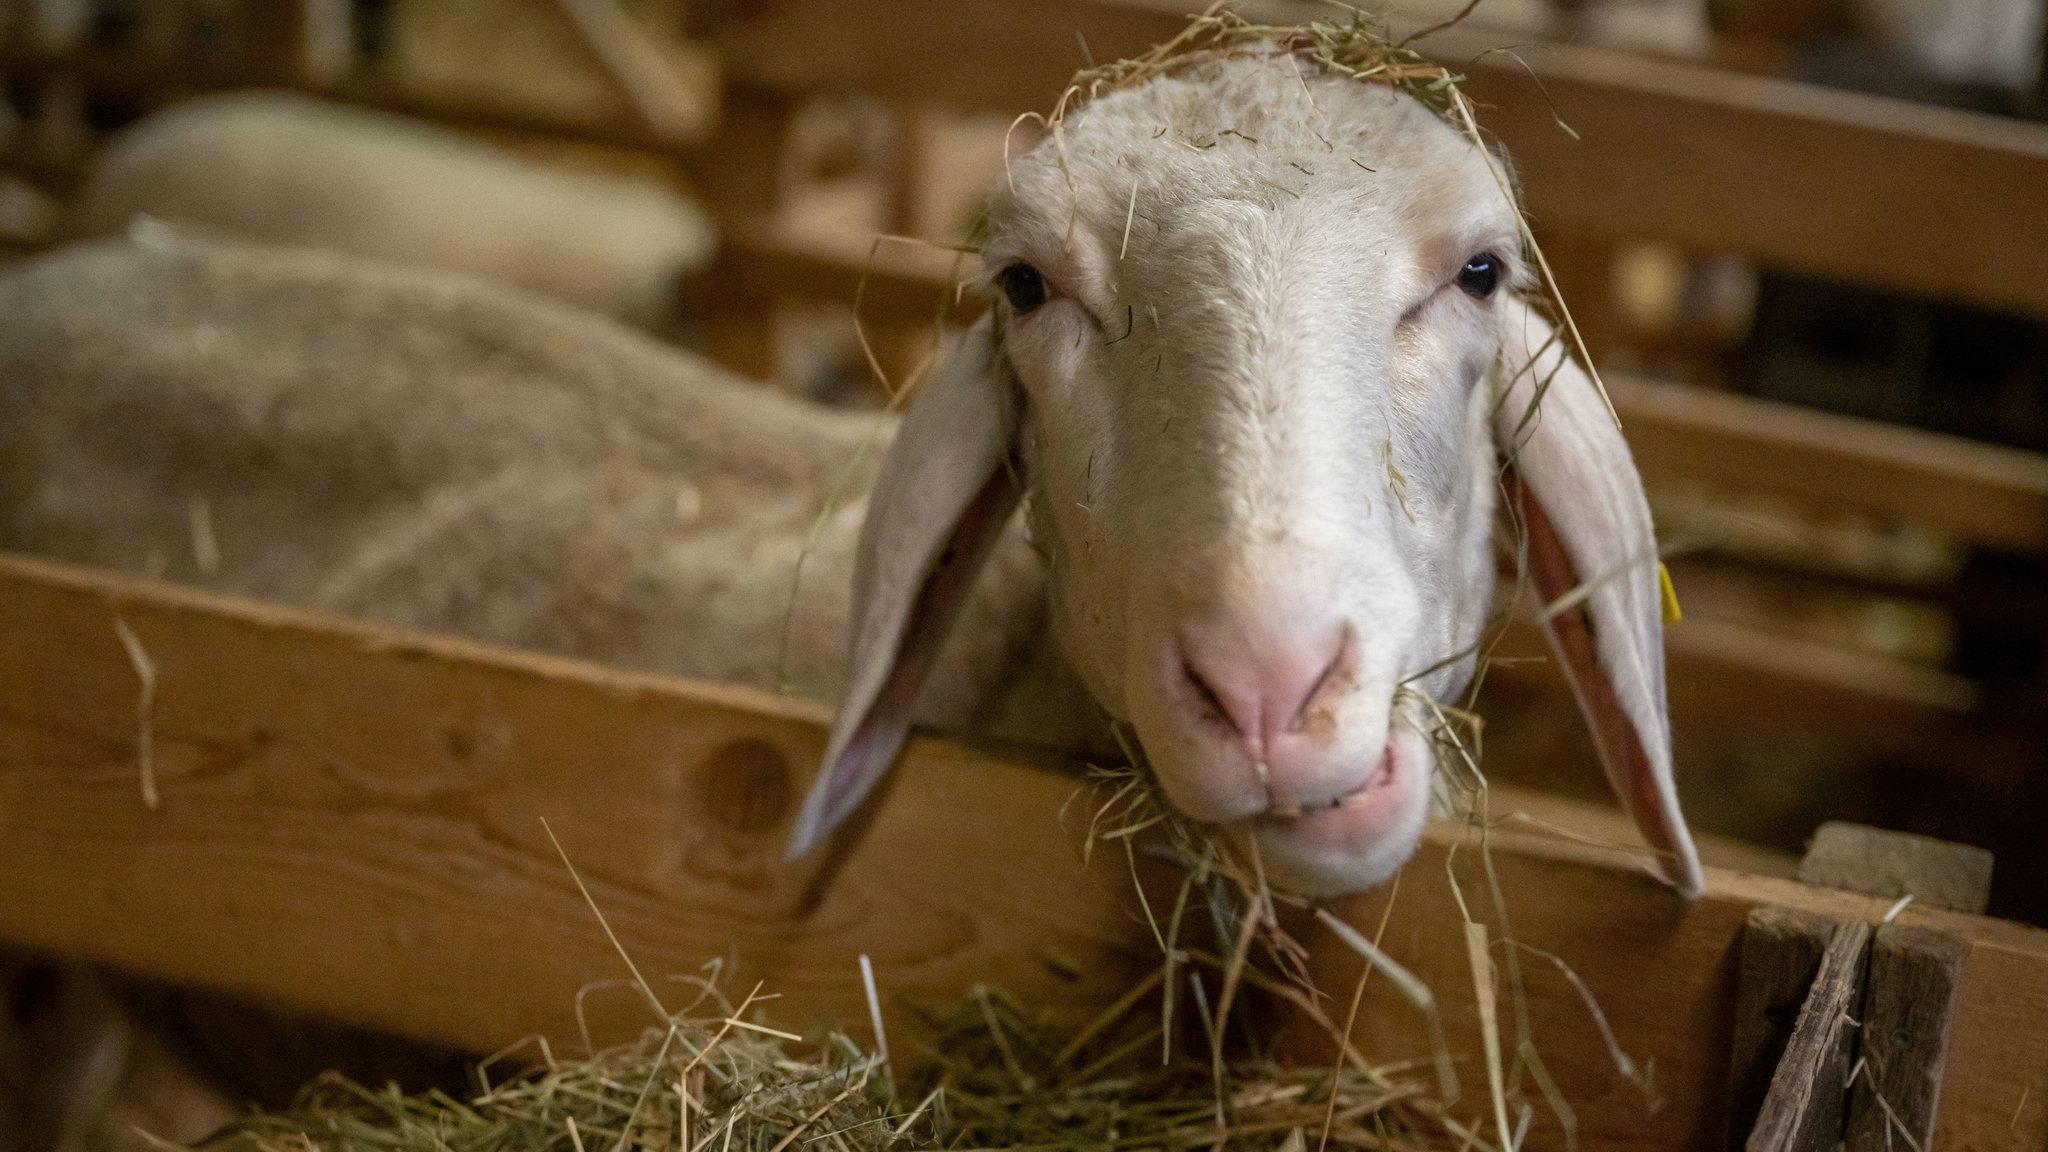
[998,263,1050,313]
[1457,253,1501,299]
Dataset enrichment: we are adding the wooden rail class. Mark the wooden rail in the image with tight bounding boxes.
[710,0,2048,321]
[0,551,2042,1150]
[0,553,1156,1054]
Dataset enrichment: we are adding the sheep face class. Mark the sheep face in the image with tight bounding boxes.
[794,48,1703,901]
[982,56,1511,893]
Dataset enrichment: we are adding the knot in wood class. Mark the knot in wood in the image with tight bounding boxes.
[695,738,793,835]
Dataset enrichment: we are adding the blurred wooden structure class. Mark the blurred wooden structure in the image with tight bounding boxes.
[1,549,2044,1151]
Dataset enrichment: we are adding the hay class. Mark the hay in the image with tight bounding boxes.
[1036,3,1612,426]
[199,968,1447,1152]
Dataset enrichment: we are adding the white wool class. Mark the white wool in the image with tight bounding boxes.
[71,91,715,328]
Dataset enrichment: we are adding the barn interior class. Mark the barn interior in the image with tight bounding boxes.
[1,2,2045,1150]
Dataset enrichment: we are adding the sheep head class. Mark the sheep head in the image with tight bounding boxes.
[791,42,1704,899]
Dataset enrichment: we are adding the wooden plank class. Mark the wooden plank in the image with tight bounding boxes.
[0,551,1157,1054]
[1483,613,1975,751]
[714,0,2048,320]
[1,550,2045,1148]
[1292,832,2048,1151]
[1847,925,1970,1151]
[695,217,980,324]
[1611,376,2048,557]
[1798,823,1996,915]
[1747,918,1871,1152]
[1726,908,1836,1148]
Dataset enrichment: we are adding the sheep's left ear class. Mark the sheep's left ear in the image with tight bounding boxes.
[1493,297,1705,898]
[786,315,1023,860]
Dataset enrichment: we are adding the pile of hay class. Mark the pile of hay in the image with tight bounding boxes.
[209,973,1439,1152]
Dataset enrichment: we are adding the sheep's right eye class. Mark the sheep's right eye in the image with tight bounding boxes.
[998,263,1049,313]
[1456,253,1502,299]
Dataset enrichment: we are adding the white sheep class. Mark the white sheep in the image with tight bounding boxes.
[69,91,716,330]
[0,225,1099,755]
[4,32,1701,902]
[788,37,1704,898]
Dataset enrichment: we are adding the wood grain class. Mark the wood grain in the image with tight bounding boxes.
[1746,918,1869,1152]
[1846,925,1969,1151]
[1726,908,1836,1149]
[0,551,1157,1054]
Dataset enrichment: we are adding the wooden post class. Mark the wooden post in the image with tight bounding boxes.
[691,89,796,381]
[1726,907,1836,1148]
[1732,823,1995,1148]
[1745,918,1872,1152]
[1845,925,1969,1150]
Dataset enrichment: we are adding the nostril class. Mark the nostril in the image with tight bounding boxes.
[1181,655,1243,735]
[1284,622,1355,733]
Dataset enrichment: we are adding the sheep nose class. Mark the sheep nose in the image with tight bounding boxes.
[1179,618,1355,764]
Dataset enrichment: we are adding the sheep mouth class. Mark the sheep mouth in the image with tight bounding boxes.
[1258,744,1397,823]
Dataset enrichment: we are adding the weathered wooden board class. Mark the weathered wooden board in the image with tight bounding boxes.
[0,552,2044,1149]
[1746,917,1869,1152]
[1726,907,1837,1146]
[1847,925,1971,1150]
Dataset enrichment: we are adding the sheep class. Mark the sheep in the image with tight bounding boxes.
[69,91,716,330]
[786,37,1705,898]
[0,225,1102,757]
[5,35,1701,903]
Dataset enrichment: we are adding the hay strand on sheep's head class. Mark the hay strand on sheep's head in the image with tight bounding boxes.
[1041,3,1616,427]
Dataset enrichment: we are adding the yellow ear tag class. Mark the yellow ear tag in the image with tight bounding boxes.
[1658,562,1682,625]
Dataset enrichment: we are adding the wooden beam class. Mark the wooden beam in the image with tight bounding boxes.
[695,217,981,325]
[0,551,2045,1148]
[0,551,1157,1055]
[714,0,2048,320]
[1611,376,2048,557]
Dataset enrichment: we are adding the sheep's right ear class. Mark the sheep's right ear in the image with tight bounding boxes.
[1493,297,1705,898]
[786,316,1023,860]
